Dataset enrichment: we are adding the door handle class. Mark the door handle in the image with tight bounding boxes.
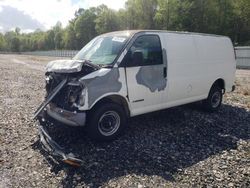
[163,67,167,78]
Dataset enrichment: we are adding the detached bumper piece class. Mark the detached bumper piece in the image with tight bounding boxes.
[38,120,83,167]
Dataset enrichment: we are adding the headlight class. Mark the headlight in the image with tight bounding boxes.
[67,81,86,107]
[78,88,86,106]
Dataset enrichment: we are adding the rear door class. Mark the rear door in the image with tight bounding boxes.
[121,34,167,116]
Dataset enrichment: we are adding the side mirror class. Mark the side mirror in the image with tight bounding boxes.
[132,51,143,66]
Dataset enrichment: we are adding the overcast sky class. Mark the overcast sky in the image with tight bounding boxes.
[0,0,126,33]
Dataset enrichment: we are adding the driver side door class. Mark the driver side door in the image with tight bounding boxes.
[121,34,167,116]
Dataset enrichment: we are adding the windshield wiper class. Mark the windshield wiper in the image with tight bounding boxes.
[83,59,101,70]
[100,64,113,68]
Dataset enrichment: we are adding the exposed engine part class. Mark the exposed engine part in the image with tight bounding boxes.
[44,63,94,111]
[53,83,84,111]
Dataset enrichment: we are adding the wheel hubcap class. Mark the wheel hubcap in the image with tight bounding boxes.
[98,111,120,136]
[211,92,221,108]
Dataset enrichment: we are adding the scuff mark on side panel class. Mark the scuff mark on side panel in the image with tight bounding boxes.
[80,68,122,107]
[136,66,167,92]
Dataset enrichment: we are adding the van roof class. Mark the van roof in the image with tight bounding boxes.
[101,30,227,38]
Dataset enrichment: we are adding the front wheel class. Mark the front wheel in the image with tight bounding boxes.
[202,85,223,112]
[86,103,126,141]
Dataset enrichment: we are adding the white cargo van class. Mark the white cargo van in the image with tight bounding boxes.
[35,30,236,164]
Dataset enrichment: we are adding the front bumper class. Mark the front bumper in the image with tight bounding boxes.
[33,78,86,127]
[46,103,86,127]
[37,117,83,167]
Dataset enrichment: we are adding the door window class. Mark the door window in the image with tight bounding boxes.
[124,35,163,67]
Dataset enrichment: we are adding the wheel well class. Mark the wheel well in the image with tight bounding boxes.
[213,78,225,93]
[91,95,130,117]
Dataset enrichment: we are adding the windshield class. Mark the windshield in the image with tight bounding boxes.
[73,35,129,65]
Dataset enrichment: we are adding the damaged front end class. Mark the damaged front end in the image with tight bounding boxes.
[43,72,87,126]
[34,59,99,166]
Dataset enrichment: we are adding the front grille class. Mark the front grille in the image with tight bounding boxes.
[52,85,82,111]
[45,73,83,111]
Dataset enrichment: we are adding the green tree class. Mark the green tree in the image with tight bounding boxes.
[44,30,55,50]
[95,5,120,34]
[10,37,20,52]
[0,33,7,51]
[63,22,77,49]
[74,8,97,49]
[233,0,250,44]
[117,9,129,30]
[53,22,63,49]
[4,31,17,51]
[155,0,182,30]
[125,0,158,29]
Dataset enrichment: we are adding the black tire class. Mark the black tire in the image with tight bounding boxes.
[202,84,223,112]
[86,103,126,141]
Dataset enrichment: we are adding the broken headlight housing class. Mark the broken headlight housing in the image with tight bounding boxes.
[67,81,86,108]
[78,87,86,106]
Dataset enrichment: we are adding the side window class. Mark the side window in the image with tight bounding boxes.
[125,35,163,67]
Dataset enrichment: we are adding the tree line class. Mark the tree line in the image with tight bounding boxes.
[0,0,250,52]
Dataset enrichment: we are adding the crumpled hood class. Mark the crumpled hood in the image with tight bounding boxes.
[46,59,85,73]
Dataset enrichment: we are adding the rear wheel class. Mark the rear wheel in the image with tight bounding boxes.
[202,84,223,112]
[86,103,126,141]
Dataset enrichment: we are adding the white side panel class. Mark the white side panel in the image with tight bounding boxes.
[165,33,236,107]
[164,33,200,104]
[194,36,235,92]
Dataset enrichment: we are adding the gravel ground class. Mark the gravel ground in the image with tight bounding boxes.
[0,54,249,188]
